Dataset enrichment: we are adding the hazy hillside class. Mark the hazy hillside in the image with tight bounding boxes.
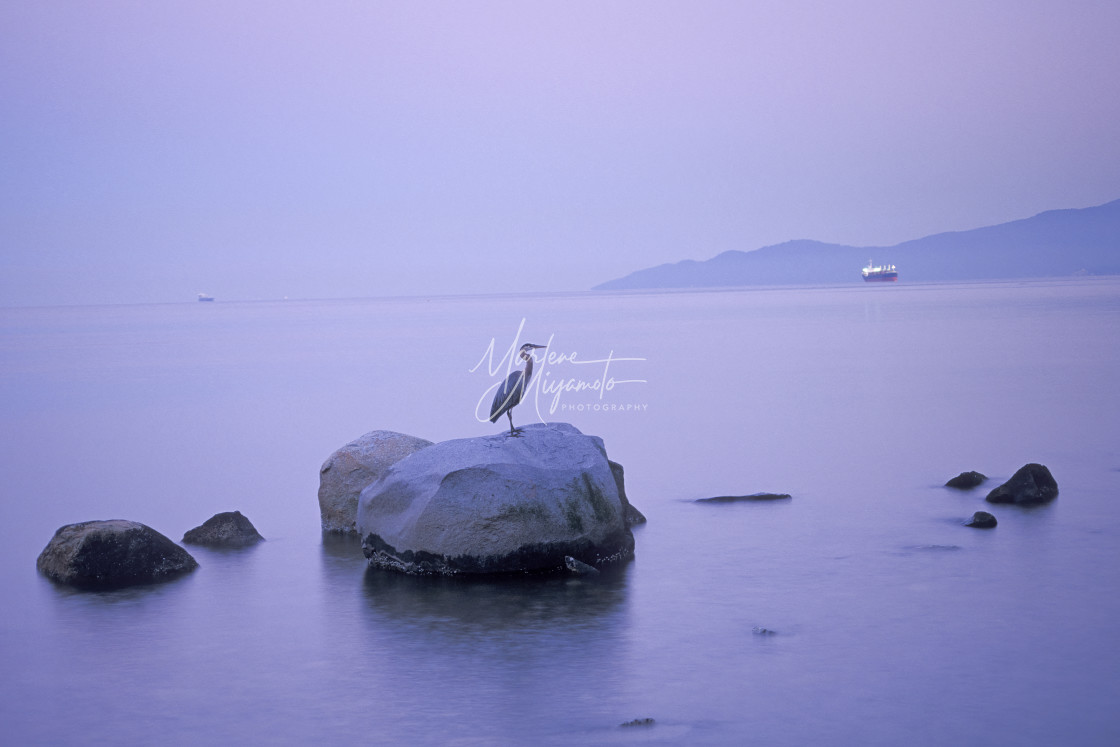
[593,199,1120,289]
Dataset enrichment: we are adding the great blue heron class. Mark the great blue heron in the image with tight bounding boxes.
[490,343,546,435]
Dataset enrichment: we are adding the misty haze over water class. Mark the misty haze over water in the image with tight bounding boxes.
[2,278,1118,745]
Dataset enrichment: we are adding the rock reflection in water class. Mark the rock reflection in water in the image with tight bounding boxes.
[360,563,630,635]
[348,552,635,741]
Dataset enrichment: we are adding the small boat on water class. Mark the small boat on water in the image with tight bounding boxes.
[197,293,215,302]
[862,260,898,282]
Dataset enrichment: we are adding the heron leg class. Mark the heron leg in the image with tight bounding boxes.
[506,410,518,436]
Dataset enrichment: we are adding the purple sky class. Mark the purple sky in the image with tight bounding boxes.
[2,1,1119,306]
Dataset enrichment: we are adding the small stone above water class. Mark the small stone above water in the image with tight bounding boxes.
[946,471,987,489]
[183,511,264,547]
[37,519,198,590]
[564,555,601,575]
[965,511,998,528]
[986,463,1059,506]
[695,493,791,504]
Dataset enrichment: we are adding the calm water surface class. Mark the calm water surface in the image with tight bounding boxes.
[2,279,1119,745]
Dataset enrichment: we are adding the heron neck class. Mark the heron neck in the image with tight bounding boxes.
[522,355,534,384]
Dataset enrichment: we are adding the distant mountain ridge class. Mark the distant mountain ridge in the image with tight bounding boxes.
[593,199,1120,289]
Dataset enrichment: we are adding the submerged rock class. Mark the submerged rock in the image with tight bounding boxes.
[946,471,987,489]
[183,511,264,547]
[358,422,635,575]
[37,520,198,589]
[986,463,1059,506]
[695,493,792,504]
[965,511,998,528]
[318,430,434,534]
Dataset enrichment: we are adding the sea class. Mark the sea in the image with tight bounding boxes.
[2,277,1118,746]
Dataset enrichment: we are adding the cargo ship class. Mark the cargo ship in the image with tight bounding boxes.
[861,260,898,282]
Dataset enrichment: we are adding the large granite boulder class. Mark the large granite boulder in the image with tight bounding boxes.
[986,463,1059,506]
[358,422,636,575]
[37,520,198,589]
[183,511,264,547]
[318,430,433,534]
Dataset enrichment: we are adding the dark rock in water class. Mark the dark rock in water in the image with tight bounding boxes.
[358,422,635,575]
[319,430,434,534]
[183,511,264,547]
[696,493,792,504]
[986,463,1059,505]
[752,626,777,635]
[622,501,646,526]
[609,459,647,525]
[622,716,654,730]
[564,555,601,576]
[946,471,987,489]
[965,511,998,528]
[37,520,198,589]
